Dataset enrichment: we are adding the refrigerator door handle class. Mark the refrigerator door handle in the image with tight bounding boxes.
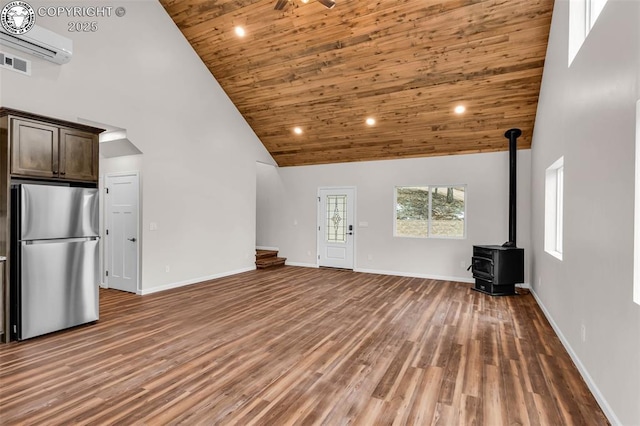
[21,237,100,245]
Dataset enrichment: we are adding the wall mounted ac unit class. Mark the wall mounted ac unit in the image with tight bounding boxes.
[0,25,72,64]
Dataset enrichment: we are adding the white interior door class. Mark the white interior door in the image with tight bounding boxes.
[318,187,355,269]
[105,172,140,293]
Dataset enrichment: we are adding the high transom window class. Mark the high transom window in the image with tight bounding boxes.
[569,0,609,65]
[544,157,564,260]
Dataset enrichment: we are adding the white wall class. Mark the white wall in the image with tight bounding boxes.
[531,0,640,424]
[259,150,531,283]
[256,162,283,250]
[0,1,275,292]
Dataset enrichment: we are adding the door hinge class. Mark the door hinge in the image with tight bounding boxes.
[106,270,109,277]
[318,226,321,231]
[318,197,320,202]
[106,187,109,194]
[106,229,109,235]
[318,255,320,260]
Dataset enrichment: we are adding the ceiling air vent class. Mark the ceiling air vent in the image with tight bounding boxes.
[0,51,31,75]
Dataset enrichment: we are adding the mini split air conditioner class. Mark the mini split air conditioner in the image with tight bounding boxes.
[0,24,72,64]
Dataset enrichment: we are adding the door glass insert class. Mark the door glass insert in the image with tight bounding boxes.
[326,194,347,242]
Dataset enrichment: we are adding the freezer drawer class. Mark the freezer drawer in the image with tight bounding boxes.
[17,238,99,340]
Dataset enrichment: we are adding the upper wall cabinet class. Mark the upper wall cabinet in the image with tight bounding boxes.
[1,108,102,183]
[10,118,59,179]
[59,127,98,182]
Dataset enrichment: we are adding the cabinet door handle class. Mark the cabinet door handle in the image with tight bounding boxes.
[60,171,66,175]
[53,171,58,174]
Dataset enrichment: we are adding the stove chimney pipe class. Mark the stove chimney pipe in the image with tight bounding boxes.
[503,128,522,248]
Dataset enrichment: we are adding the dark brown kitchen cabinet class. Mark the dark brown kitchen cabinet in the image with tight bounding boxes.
[10,118,60,179]
[6,111,101,183]
[59,128,99,182]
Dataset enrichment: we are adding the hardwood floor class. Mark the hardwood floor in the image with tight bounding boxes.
[0,267,608,425]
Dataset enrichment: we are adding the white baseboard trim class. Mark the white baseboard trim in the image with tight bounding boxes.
[355,267,474,283]
[263,263,531,289]
[256,246,279,251]
[530,289,621,426]
[281,264,498,284]
[138,267,255,295]
[285,261,318,268]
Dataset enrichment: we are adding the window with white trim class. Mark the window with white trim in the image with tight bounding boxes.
[569,0,609,65]
[394,186,466,239]
[545,157,564,260]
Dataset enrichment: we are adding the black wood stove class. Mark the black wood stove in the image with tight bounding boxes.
[471,128,525,296]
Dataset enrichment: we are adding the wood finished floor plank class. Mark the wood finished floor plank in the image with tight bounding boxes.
[501,358,531,426]
[407,284,448,343]
[460,393,482,426]
[353,396,385,425]
[538,352,609,426]
[482,363,508,426]
[437,342,463,406]
[372,340,415,400]
[0,267,609,425]
[461,338,482,398]
[413,324,443,369]
[404,366,444,425]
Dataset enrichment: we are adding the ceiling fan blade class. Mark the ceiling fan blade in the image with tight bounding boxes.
[317,0,335,8]
[274,0,288,10]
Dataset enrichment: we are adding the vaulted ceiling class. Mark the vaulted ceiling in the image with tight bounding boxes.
[160,0,554,167]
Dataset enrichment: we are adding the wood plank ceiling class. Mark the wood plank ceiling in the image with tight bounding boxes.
[160,0,554,167]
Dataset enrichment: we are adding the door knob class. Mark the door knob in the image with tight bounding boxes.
[128,237,137,242]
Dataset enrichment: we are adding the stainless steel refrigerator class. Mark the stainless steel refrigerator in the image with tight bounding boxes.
[11,183,100,340]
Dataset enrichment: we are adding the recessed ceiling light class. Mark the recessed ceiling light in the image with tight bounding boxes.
[293,127,303,135]
[234,26,246,37]
[454,105,466,114]
[301,0,309,3]
[365,117,376,126]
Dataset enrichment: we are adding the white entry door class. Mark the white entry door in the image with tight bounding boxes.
[318,187,355,269]
[105,172,140,293]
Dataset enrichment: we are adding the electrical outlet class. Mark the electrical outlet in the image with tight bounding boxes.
[150,222,158,231]
[368,254,373,261]
[165,265,170,273]
[581,324,586,342]
[460,260,467,269]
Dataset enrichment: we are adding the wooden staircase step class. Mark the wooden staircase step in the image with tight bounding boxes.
[256,256,287,269]
[256,249,286,269]
[256,250,278,260]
